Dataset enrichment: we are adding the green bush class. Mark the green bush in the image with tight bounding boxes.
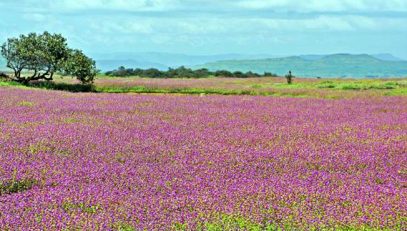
[28,81,95,92]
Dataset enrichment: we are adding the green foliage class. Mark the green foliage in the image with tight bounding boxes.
[1,32,69,82]
[317,81,336,88]
[316,81,401,90]
[111,222,136,231]
[191,214,390,231]
[198,214,278,231]
[63,49,97,83]
[95,85,262,96]
[1,32,95,84]
[61,201,102,214]
[28,81,95,92]
[17,101,34,107]
[172,222,189,230]
[0,178,38,195]
[105,66,278,78]
[1,76,406,98]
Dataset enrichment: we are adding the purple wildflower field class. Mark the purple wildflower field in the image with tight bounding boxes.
[0,87,406,230]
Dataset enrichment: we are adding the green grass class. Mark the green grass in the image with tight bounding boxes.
[170,213,394,231]
[17,101,35,107]
[95,86,313,98]
[1,77,406,98]
[96,85,258,95]
[28,81,96,92]
[61,201,102,214]
[316,80,405,90]
[271,82,311,89]
[385,87,407,96]
[0,81,28,88]
[111,222,136,231]
[0,178,38,195]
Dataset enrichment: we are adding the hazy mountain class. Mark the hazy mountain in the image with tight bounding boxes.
[93,52,276,71]
[196,54,407,78]
[2,53,406,78]
[298,55,326,61]
[96,59,168,71]
[298,53,405,62]
[371,53,404,61]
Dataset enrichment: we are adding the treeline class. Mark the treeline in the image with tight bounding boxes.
[105,66,278,78]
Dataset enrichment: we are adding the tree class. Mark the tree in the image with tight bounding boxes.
[214,70,234,77]
[1,37,26,79]
[64,49,97,84]
[143,68,162,78]
[1,32,95,84]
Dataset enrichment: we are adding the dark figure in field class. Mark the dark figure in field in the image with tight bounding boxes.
[285,70,294,84]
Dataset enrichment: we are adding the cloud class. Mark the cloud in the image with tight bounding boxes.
[236,0,407,12]
[12,0,407,14]
[0,0,406,58]
[38,0,180,12]
[79,14,406,39]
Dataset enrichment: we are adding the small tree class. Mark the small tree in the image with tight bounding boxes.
[285,70,294,84]
[64,49,97,84]
[1,32,95,84]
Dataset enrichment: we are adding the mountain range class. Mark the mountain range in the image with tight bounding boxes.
[1,53,406,78]
[196,54,407,78]
[90,52,276,71]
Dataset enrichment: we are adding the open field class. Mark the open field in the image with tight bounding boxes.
[90,77,407,98]
[0,86,406,230]
[1,75,405,99]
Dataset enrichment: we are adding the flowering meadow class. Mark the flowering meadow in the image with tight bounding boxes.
[0,87,406,230]
[56,76,407,99]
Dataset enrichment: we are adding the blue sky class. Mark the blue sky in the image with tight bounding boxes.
[1,0,407,59]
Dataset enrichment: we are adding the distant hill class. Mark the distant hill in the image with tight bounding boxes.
[2,53,407,78]
[96,59,168,71]
[371,53,404,61]
[298,53,404,62]
[196,54,407,78]
[93,52,276,71]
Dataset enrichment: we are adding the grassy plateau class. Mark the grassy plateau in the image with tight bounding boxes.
[2,75,406,99]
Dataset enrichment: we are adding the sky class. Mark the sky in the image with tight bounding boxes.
[0,0,407,59]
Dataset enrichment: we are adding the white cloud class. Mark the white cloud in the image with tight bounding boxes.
[15,0,407,13]
[236,0,407,12]
[51,0,179,11]
[80,15,406,38]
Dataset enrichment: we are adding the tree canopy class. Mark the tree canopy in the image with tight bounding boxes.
[105,66,278,78]
[1,32,96,84]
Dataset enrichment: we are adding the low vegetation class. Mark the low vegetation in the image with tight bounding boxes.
[0,178,38,196]
[0,75,406,98]
[105,66,278,78]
